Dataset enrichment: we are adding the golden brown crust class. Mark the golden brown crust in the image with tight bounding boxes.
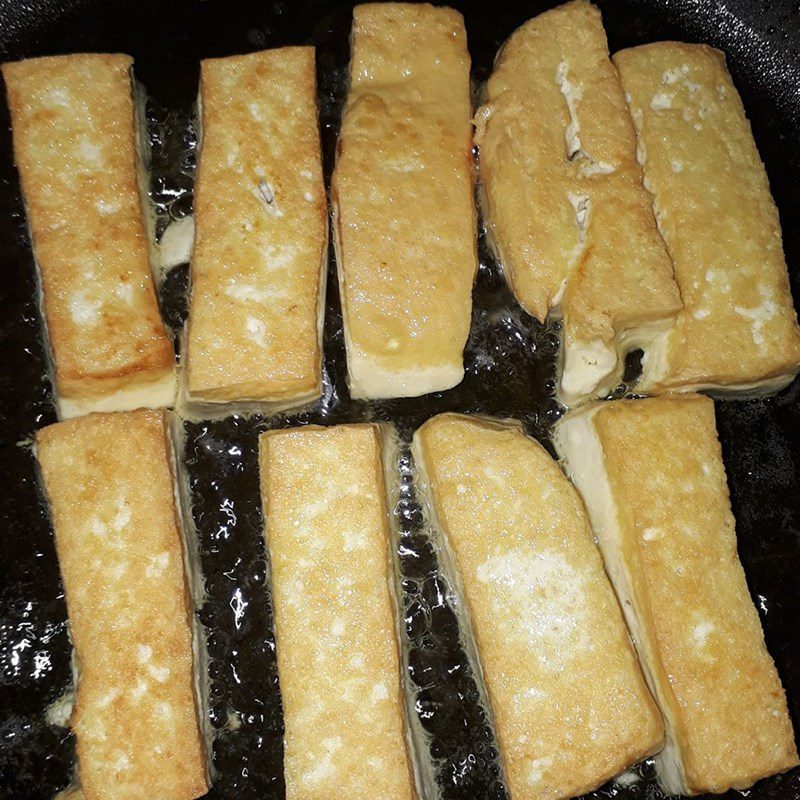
[584,395,798,793]
[258,424,416,800]
[414,413,663,800]
[332,3,477,399]
[35,410,207,800]
[476,1,681,404]
[186,47,327,403]
[2,54,175,415]
[615,43,800,391]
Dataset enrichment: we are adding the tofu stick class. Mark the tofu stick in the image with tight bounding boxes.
[186,47,327,409]
[475,0,681,406]
[614,43,800,395]
[258,424,416,800]
[2,54,176,419]
[554,394,799,794]
[332,3,477,399]
[35,410,207,800]
[413,413,663,800]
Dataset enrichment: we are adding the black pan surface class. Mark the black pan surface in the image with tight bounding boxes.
[0,1,799,799]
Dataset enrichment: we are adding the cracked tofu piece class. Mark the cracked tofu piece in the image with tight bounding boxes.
[475,0,681,406]
[35,410,207,800]
[331,3,477,399]
[2,54,176,419]
[554,394,799,795]
[258,424,416,800]
[185,47,327,408]
[413,413,663,800]
[614,43,800,395]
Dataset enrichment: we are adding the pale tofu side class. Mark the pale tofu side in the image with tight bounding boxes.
[35,410,207,800]
[475,1,680,406]
[2,55,176,418]
[615,43,800,393]
[258,424,416,800]
[332,3,477,399]
[186,47,327,404]
[554,395,799,795]
[413,413,663,800]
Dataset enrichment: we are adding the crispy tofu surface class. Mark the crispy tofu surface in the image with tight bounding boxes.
[332,3,477,399]
[554,395,799,794]
[258,423,416,800]
[187,47,327,405]
[476,1,681,405]
[35,409,207,800]
[2,54,175,418]
[615,43,800,394]
[414,413,663,800]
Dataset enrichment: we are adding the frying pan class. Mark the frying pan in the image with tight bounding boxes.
[0,1,798,798]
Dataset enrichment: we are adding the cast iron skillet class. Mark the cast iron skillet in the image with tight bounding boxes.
[0,1,799,799]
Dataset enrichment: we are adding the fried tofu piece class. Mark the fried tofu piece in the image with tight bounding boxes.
[554,395,799,794]
[258,424,416,800]
[185,47,327,408]
[2,55,176,419]
[475,1,681,406]
[614,44,800,394]
[331,3,477,399]
[413,413,663,800]
[35,410,207,800]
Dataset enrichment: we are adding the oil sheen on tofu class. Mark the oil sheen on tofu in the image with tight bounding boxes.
[332,3,478,399]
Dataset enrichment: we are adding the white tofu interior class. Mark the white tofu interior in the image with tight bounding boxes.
[558,317,675,406]
[59,370,177,420]
[159,216,196,270]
